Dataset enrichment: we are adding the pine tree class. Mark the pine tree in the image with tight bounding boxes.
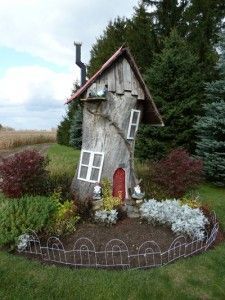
[136,30,204,160]
[143,0,188,37]
[56,82,81,147]
[88,17,128,76]
[56,101,78,146]
[88,3,156,76]
[69,105,83,149]
[143,0,225,81]
[195,34,225,185]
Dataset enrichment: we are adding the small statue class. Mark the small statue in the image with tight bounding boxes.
[93,182,102,200]
[96,84,108,97]
[132,184,145,200]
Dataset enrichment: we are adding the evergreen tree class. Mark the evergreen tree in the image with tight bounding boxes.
[136,30,204,160]
[143,0,188,37]
[88,3,156,76]
[195,34,225,185]
[56,101,78,146]
[69,105,83,149]
[57,82,81,146]
[126,2,157,73]
[88,17,128,76]
[184,0,225,81]
[144,0,225,81]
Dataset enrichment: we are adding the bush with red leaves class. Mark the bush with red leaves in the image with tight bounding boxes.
[0,150,49,198]
[153,148,203,198]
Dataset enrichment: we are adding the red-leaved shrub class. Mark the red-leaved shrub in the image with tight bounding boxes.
[0,150,49,198]
[152,148,203,198]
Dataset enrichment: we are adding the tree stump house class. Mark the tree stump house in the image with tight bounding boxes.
[66,46,163,201]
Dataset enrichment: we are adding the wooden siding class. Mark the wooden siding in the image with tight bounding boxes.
[86,58,145,100]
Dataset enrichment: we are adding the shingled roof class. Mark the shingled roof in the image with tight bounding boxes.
[66,46,163,125]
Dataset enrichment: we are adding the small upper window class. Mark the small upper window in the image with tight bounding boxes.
[78,150,104,183]
[127,109,141,140]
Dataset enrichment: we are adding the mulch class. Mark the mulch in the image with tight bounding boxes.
[60,218,177,253]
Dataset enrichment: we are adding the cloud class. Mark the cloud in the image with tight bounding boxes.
[0,0,137,67]
[0,66,74,108]
[0,66,74,129]
[0,105,64,130]
[0,0,138,129]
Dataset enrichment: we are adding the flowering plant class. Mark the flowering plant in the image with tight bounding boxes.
[95,209,118,225]
[139,199,209,240]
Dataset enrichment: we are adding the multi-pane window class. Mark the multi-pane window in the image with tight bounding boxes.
[127,109,141,139]
[78,150,104,183]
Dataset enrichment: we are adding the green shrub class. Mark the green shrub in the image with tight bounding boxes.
[101,178,121,210]
[0,195,57,247]
[48,173,73,201]
[48,189,80,236]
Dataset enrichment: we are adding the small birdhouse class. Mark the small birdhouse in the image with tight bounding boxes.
[66,46,163,201]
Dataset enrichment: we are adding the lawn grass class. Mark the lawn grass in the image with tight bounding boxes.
[0,144,225,299]
[0,240,224,299]
[198,184,225,229]
[47,144,80,178]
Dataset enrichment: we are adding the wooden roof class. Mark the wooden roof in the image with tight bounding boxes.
[66,46,163,125]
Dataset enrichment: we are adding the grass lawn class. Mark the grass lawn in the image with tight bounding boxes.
[0,144,225,299]
[47,144,80,178]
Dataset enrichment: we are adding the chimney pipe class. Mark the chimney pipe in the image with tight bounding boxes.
[74,42,86,86]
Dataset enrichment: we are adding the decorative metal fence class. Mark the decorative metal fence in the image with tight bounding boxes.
[18,217,219,270]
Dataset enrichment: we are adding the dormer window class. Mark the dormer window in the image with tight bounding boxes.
[78,150,104,183]
[127,109,141,140]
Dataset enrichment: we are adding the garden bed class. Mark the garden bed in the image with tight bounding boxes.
[17,215,219,270]
[61,218,177,253]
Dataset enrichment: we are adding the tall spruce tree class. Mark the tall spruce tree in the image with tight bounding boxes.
[57,82,81,146]
[88,3,156,76]
[69,104,83,149]
[143,0,188,37]
[136,30,204,160]
[184,0,225,81]
[56,101,78,146]
[143,0,225,81]
[195,34,225,185]
[88,17,128,76]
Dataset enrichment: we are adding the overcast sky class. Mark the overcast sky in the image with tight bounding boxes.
[0,0,138,130]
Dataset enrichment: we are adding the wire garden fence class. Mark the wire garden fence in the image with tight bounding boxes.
[18,214,219,270]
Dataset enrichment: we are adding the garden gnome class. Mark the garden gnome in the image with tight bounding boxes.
[132,184,145,200]
[93,182,102,200]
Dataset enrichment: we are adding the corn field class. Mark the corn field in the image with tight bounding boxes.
[0,130,56,150]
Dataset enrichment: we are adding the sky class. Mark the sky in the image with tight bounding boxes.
[0,0,138,130]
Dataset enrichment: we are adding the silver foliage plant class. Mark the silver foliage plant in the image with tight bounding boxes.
[95,209,118,225]
[17,234,30,252]
[140,199,209,240]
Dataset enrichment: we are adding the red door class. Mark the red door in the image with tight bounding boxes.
[113,168,126,201]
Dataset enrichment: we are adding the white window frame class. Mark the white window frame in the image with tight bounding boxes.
[77,150,104,183]
[127,109,141,140]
